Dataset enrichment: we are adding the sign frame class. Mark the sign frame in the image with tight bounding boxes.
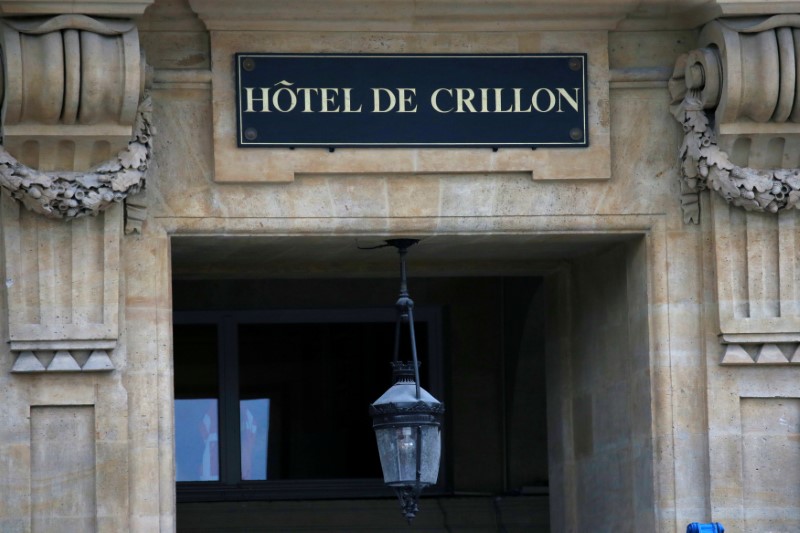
[235,53,588,149]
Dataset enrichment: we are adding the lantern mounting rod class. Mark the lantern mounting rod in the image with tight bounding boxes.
[386,239,421,399]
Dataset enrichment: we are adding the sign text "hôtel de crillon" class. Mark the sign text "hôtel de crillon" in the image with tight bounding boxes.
[236,54,588,148]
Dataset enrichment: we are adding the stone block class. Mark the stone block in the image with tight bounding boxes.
[740,398,800,531]
[30,406,96,533]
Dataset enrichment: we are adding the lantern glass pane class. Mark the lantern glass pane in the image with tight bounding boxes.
[375,426,416,484]
[419,425,442,484]
[374,425,442,486]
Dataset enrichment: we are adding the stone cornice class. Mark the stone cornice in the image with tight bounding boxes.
[187,0,641,32]
[621,1,800,31]
[0,0,154,17]
[186,0,800,32]
[686,1,800,26]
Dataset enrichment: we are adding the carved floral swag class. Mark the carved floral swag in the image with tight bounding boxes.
[670,16,800,224]
[671,89,800,224]
[0,95,152,230]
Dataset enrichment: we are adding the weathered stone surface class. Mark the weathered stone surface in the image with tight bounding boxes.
[0,15,145,172]
[10,351,45,372]
[1,2,800,533]
[46,350,82,372]
[1,201,122,349]
[206,30,611,184]
[30,406,96,533]
[740,398,800,531]
[82,350,115,372]
[0,1,154,16]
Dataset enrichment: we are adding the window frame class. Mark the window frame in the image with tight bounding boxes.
[173,307,446,503]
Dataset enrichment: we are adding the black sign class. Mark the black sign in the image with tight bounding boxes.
[235,54,587,148]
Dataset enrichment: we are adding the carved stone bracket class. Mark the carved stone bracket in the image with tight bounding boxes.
[670,15,800,364]
[0,14,153,374]
[0,14,152,230]
[670,16,800,224]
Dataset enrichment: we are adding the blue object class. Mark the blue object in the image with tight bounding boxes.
[686,522,724,533]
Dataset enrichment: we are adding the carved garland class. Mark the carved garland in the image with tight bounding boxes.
[0,95,152,222]
[670,47,800,224]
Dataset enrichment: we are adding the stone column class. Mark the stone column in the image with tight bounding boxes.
[0,2,156,532]
[670,15,800,531]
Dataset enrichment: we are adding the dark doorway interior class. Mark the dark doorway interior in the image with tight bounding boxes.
[173,308,440,499]
[173,276,549,532]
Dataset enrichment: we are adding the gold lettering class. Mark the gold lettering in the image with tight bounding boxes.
[296,88,319,112]
[320,88,340,112]
[397,88,417,113]
[431,88,453,113]
[342,88,363,113]
[513,88,532,113]
[557,88,580,112]
[479,88,490,113]
[271,81,297,113]
[244,87,270,112]
[456,88,477,113]
[372,88,397,112]
[493,88,513,113]
[531,88,556,113]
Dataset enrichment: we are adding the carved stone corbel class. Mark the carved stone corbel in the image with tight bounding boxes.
[670,16,800,223]
[0,14,152,227]
[0,13,153,374]
[672,15,800,365]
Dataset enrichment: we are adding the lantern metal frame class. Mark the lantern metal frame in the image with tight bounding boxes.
[368,238,445,523]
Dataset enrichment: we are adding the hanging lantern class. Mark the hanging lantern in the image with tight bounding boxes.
[368,239,444,523]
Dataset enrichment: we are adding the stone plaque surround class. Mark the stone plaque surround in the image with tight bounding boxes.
[208,30,611,184]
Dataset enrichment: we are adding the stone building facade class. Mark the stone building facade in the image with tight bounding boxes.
[1,0,799,531]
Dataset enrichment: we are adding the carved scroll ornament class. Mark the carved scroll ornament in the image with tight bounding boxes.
[670,16,800,224]
[0,14,151,225]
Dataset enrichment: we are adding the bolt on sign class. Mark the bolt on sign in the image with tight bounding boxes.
[235,54,588,149]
